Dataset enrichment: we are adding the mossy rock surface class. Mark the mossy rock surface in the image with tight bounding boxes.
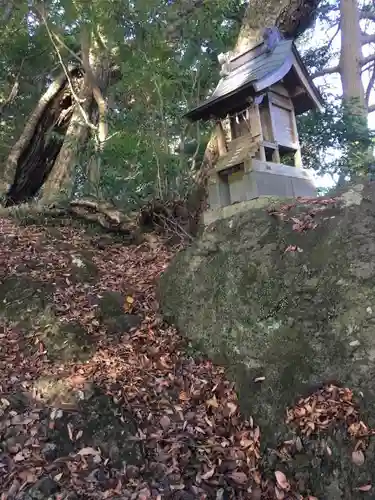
[159,182,375,497]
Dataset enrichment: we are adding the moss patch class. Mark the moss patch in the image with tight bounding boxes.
[159,184,375,441]
[46,385,143,466]
[97,291,141,336]
[159,184,375,495]
[0,276,94,362]
[0,276,53,325]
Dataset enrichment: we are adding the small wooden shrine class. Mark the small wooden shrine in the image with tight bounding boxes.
[185,30,323,224]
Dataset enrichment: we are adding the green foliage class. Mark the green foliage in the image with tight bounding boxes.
[1,0,372,203]
[298,96,374,179]
[1,0,244,207]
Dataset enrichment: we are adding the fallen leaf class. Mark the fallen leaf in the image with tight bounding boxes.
[254,377,265,383]
[54,472,63,481]
[77,447,101,456]
[250,487,262,500]
[352,450,365,466]
[0,398,10,408]
[253,426,260,442]
[275,486,285,499]
[67,423,74,441]
[356,484,372,492]
[14,452,25,462]
[275,471,290,490]
[296,436,303,451]
[18,469,36,483]
[159,415,171,430]
[227,402,237,416]
[230,471,248,484]
[201,467,215,480]
[7,480,20,497]
[75,429,83,440]
[179,391,189,401]
[240,438,254,449]
[206,395,219,408]
[50,408,63,420]
[253,470,262,485]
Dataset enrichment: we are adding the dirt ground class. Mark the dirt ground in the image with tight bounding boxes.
[0,211,374,500]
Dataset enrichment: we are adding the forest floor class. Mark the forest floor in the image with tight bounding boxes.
[0,212,372,500]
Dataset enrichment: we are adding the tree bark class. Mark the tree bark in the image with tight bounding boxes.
[40,80,93,203]
[2,72,68,193]
[339,0,366,115]
[3,70,87,206]
[41,25,110,203]
[81,25,110,199]
[3,22,112,206]
[339,0,372,171]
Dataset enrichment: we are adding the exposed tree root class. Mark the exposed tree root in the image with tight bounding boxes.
[68,199,138,234]
[2,198,196,244]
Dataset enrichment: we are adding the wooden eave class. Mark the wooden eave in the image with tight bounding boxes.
[184,40,324,122]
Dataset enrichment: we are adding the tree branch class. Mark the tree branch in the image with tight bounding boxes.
[362,32,375,45]
[52,31,83,65]
[369,104,375,113]
[33,3,97,131]
[312,65,340,79]
[360,9,375,22]
[327,22,341,52]
[362,54,375,66]
[0,58,25,117]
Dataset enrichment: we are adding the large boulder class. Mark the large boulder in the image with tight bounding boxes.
[159,181,375,494]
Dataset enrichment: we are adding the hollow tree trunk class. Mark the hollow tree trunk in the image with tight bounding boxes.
[40,28,111,204]
[3,28,111,206]
[189,0,321,216]
[39,80,93,203]
[2,72,68,191]
[3,70,84,206]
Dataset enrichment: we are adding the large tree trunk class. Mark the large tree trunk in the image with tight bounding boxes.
[339,0,371,171]
[339,0,366,114]
[189,0,321,217]
[39,79,94,203]
[3,69,83,206]
[3,26,111,206]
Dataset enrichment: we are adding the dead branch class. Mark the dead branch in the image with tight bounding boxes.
[69,199,135,227]
[362,53,375,66]
[362,32,375,45]
[155,212,194,242]
[312,65,340,79]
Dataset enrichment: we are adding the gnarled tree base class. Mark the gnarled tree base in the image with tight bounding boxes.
[2,198,195,245]
[3,68,86,207]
